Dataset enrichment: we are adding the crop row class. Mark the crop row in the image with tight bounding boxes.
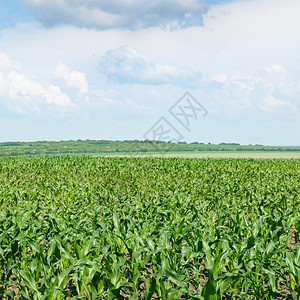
[0,156,299,299]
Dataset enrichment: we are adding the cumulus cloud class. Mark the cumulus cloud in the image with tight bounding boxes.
[99,46,196,85]
[210,66,298,114]
[0,53,21,71]
[53,63,88,94]
[19,0,208,30]
[44,85,75,107]
[0,53,75,114]
[259,95,294,112]
[212,73,228,84]
[264,64,285,74]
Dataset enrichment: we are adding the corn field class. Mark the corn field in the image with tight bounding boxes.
[0,156,299,299]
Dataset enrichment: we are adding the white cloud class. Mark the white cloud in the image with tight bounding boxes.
[7,71,44,101]
[99,46,197,85]
[212,73,228,83]
[259,95,294,112]
[87,87,151,111]
[0,53,75,114]
[5,71,75,109]
[265,64,285,74]
[0,53,21,71]
[53,63,88,94]
[208,65,299,115]
[19,0,208,30]
[0,73,7,95]
[44,85,75,107]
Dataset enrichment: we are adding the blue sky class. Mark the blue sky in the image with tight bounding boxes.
[0,0,299,145]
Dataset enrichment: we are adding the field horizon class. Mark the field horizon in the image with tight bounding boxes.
[1,139,299,158]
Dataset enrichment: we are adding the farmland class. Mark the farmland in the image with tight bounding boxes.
[97,152,300,159]
[0,156,299,299]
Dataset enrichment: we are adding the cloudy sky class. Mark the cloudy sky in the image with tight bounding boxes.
[0,0,299,145]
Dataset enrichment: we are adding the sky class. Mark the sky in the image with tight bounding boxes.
[0,0,299,145]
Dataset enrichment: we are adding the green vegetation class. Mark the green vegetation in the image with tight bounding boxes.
[0,156,299,299]
[0,140,299,157]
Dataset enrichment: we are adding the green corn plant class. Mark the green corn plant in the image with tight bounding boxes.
[0,156,299,298]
